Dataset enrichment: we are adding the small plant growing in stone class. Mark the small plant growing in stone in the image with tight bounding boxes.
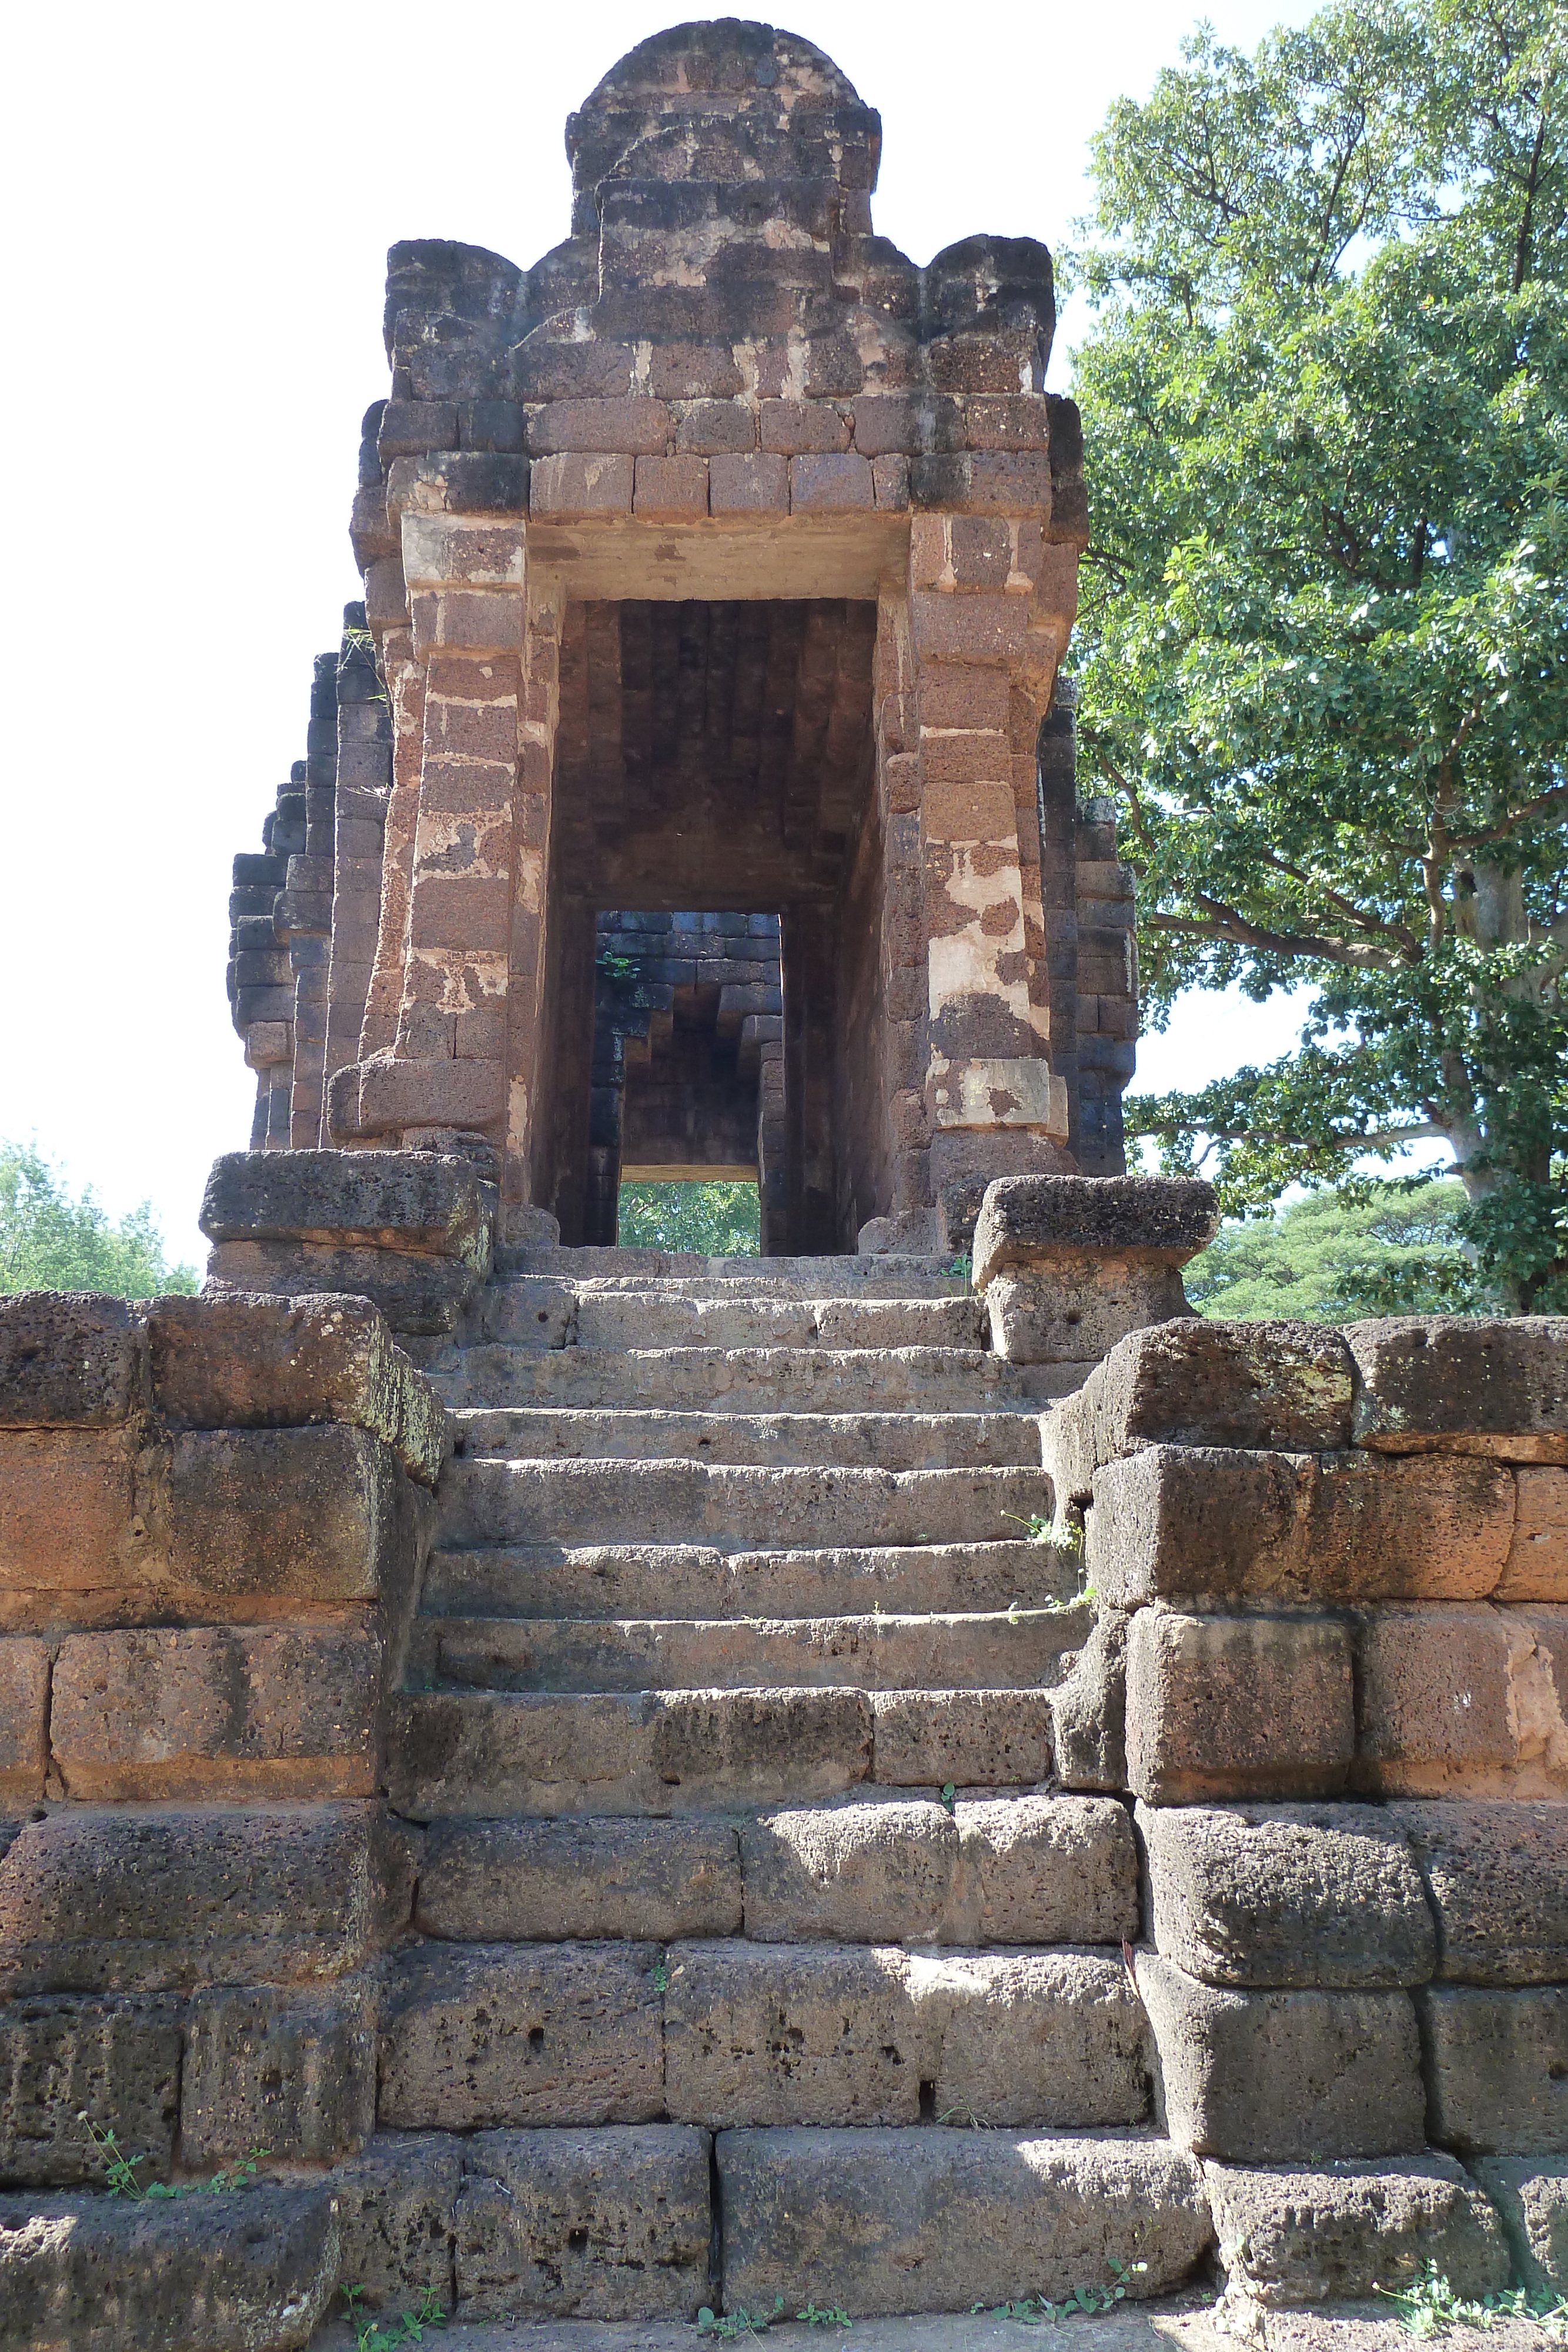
[1377,2263,1568,2339]
[937,2095,992,2130]
[697,2294,787,2338]
[948,1252,972,1288]
[940,1782,957,1813]
[653,1950,670,1993]
[81,2116,269,2200]
[972,2259,1148,2324]
[797,2302,851,2326]
[341,2283,447,2348]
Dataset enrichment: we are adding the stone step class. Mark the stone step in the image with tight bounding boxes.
[716,2127,1211,2318]
[411,1795,1140,1947]
[450,1408,1042,1470]
[313,2308,1228,2352]
[431,1347,1072,1414]
[387,1686,1060,1818]
[422,1538,1077,1621]
[474,1288,988,1352]
[412,1607,1090,1695]
[436,1460,1053,1551]
[499,1247,963,1294]
[0,2180,340,2350]
[317,2130,1214,2336]
[571,1269,968,1300]
[376,1937,1152,2132]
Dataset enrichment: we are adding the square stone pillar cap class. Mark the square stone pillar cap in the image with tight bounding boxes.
[972,1174,1219,1287]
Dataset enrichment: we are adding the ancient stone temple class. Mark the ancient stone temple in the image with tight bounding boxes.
[5,22,1568,2352]
[225,15,1137,1252]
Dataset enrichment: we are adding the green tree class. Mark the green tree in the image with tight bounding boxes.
[1186,1175,1476,1319]
[0,1142,198,1298]
[1069,0,1568,1307]
[617,1181,762,1255]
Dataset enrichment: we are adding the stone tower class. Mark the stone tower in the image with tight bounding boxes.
[224,19,1137,1251]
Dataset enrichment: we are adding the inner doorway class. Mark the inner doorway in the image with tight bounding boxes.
[585,910,784,1251]
[535,597,888,1254]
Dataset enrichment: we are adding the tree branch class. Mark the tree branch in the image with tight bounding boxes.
[1145,904,1400,969]
[1251,848,1422,956]
[1449,781,1568,854]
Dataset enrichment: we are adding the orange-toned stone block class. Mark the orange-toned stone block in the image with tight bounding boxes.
[0,1431,141,1595]
[51,1622,383,1800]
[1499,1471,1568,1601]
[0,1638,48,1800]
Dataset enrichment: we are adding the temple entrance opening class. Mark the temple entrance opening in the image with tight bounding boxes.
[536,598,885,1254]
[585,910,781,1251]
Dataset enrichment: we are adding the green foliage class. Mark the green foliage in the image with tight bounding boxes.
[971,2260,1149,2324]
[617,1181,761,1256]
[82,2116,268,2199]
[1,1142,197,1298]
[1185,1175,1482,1319]
[1378,2259,1568,2337]
[1069,0,1568,1308]
[797,2306,852,2328]
[340,2284,447,2348]
[697,2296,787,2338]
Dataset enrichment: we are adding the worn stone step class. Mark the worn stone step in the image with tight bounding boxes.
[413,1609,1089,1696]
[387,1687,1060,1818]
[412,1797,1140,1947]
[330,2124,710,2327]
[312,2308,1233,2352]
[571,1269,969,1300]
[432,1347,1072,1414]
[375,1937,1151,2133]
[716,2126,1212,2317]
[436,1460,1054,1551]
[450,1408,1041,1471]
[421,1538,1078,1622]
[0,2180,339,2350]
[474,1289,988,1352]
[499,1248,964,1294]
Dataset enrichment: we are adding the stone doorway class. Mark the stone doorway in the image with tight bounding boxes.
[583,910,783,1251]
[534,598,885,1254]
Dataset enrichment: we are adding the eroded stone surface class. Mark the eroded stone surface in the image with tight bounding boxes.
[0,2183,339,2352]
[1138,1803,1435,1989]
[717,2127,1213,2317]
[1135,1954,1426,2162]
[455,2127,712,2320]
[1205,2155,1509,2306]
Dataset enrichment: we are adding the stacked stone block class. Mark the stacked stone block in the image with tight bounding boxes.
[1040,1308,1568,2315]
[0,1287,446,2348]
[226,610,389,1155]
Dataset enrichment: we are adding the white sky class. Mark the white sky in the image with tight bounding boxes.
[2,0,1349,1272]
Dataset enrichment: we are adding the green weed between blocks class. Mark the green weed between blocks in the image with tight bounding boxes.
[1002,1511,1096,1609]
[340,2283,446,2348]
[973,2259,1148,2324]
[80,2116,267,2199]
[1378,2263,1568,2339]
[697,2295,851,2337]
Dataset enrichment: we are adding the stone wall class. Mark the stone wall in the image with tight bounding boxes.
[225,608,395,1155]
[0,1285,446,2345]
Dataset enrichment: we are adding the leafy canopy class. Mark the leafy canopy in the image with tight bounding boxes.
[1186,1175,1475,1319]
[1069,0,1568,1306]
[0,1142,198,1298]
[617,1181,762,1256]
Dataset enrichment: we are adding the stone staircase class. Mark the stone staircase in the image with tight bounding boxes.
[347,1251,1213,2326]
